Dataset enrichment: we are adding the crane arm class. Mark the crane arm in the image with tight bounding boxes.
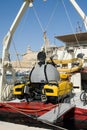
[69,0,87,31]
[2,0,33,62]
[0,0,33,101]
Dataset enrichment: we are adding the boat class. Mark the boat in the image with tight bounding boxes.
[54,32,87,129]
[0,0,87,130]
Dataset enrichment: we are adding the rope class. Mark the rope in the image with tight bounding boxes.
[61,0,82,52]
[33,1,60,33]
[2,102,67,130]
[10,8,30,69]
[45,0,59,31]
[2,102,34,118]
[33,5,44,32]
[12,39,22,68]
[3,103,58,113]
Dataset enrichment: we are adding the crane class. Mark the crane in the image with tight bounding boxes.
[0,0,34,101]
[69,0,87,31]
[0,0,87,101]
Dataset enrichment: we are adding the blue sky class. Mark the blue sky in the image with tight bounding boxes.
[0,0,87,60]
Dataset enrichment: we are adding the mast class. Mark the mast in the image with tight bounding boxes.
[69,0,87,31]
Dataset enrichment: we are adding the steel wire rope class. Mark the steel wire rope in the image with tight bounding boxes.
[33,1,60,33]
[61,0,82,53]
[2,102,68,130]
[32,5,44,32]
[61,0,82,63]
[10,7,32,69]
[11,40,31,69]
[12,7,33,69]
[44,0,60,31]
[11,39,22,69]
[58,0,83,74]
[2,102,58,112]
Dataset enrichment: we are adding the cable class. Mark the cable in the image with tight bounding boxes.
[12,38,22,68]
[45,0,59,31]
[33,5,44,32]
[61,0,82,51]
